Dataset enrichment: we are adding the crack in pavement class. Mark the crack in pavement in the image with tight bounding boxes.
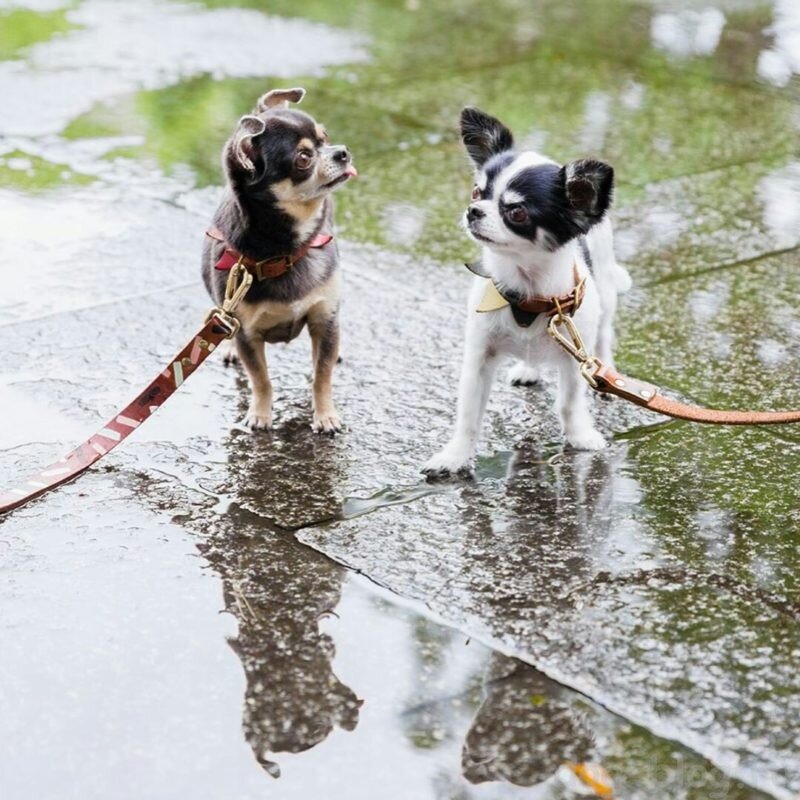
[641,243,800,288]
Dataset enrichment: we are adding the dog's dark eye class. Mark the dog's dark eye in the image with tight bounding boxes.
[507,205,528,224]
[294,151,314,170]
[471,185,482,201]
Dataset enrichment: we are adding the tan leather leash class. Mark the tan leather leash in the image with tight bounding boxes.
[548,312,800,424]
[0,264,253,516]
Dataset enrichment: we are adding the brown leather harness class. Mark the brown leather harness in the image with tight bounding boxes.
[206,227,333,281]
[510,264,586,317]
[469,261,586,326]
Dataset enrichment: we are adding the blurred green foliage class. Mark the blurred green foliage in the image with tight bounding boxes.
[0,7,74,60]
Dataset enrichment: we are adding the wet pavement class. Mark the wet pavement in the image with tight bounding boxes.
[1,0,799,798]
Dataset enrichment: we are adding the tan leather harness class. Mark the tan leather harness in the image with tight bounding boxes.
[472,262,586,326]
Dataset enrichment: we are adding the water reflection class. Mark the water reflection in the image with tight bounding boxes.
[757,0,800,87]
[189,426,622,795]
[651,8,726,58]
[128,418,776,798]
[197,416,360,777]
[758,161,800,245]
[0,0,368,137]
[462,655,596,789]
[214,510,360,778]
[459,442,623,620]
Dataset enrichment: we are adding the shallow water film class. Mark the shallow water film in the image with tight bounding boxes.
[1,0,799,798]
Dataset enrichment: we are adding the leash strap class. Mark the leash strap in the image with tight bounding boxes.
[548,314,800,425]
[0,265,253,516]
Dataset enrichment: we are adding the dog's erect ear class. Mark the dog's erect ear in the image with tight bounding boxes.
[562,159,614,218]
[256,87,306,112]
[460,107,514,168]
[224,115,267,180]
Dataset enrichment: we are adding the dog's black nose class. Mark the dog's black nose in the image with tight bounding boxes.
[467,204,485,222]
[332,146,350,163]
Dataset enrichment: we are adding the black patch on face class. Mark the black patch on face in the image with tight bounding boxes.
[500,164,607,249]
[248,110,324,189]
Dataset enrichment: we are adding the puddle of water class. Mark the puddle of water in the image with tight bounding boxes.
[2,0,800,798]
[1,464,769,800]
[3,225,798,795]
[0,0,369,136]
[36,0,796,266]
[338,453,526,523]
[757,0,800,87]
[651,8,727,58]
[341,483,452,522]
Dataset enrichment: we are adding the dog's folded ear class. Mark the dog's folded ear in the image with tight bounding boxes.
[256,87,306,112]
[224,114,267,182]
[562,159,614,218]
[460,107,514,168]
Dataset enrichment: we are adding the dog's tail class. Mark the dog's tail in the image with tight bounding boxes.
[613,262,632,294]
[588,217,631,294]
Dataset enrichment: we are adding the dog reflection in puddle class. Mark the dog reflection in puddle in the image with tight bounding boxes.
[462,654,614,798]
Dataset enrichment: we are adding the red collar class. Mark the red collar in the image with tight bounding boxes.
[206,227,333,281]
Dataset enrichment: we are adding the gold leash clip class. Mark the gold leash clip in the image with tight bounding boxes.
[547,312,601,388]
[204,259,254,339]
[223,259,253,313]
[548,312,589,361]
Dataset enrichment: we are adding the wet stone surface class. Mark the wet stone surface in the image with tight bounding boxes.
[1,0,800,798]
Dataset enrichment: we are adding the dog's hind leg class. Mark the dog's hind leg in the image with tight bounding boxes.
[596,290,618,367]
[220,338,240,367]
[585,217,628,368]
[308,311,342,434]
[508,360,541,387]
[236,334,273,431]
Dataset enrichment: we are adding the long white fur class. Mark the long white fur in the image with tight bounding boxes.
[424,152,630,475]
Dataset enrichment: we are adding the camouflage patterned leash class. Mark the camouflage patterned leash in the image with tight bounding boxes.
[0,263,253,515]
[548,311,800,424]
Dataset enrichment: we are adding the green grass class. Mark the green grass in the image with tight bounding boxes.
[0,7,75,60]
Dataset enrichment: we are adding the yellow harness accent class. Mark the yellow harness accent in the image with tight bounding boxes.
[474,263,585,318]
[565,762,615,798]
[476,278,510,312]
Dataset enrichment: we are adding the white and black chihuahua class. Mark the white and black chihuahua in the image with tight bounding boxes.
[424,107,631,477]
[202,88,356,434]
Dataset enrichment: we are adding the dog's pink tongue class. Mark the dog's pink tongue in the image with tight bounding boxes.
[345,164,358,178]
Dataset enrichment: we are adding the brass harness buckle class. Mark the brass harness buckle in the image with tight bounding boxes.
[254,254,293,282]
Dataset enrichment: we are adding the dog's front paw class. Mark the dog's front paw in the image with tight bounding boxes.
[422,446,474,479]
[243,408,272,431]
[566,428,607,451]
[509,362,541,387]
[312,409,343,435]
